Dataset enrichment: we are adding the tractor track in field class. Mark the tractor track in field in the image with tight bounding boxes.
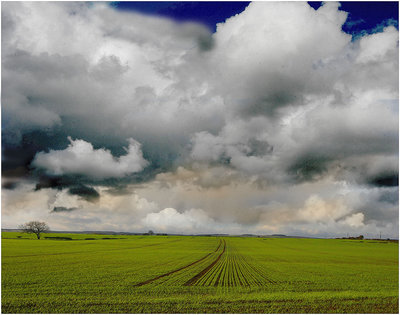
[184,239,276,287]
[134,238,276,288]
[134,239,223,287]
[184,239,226,286]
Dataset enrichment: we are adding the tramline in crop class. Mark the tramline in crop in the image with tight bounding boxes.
[135,238,276,288]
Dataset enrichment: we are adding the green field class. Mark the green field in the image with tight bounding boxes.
[2,232,398,313]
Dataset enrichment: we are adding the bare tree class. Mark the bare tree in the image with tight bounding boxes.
[19,221,49,239]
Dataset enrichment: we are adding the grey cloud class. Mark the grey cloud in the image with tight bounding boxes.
[378,189,399,205]
[52,206,78,213]
[103,185,136,196]
[35,176,70,191]
[2,181,19,190]
[246,139,274,157]
[287,155,332,183]
[68,185,100,203]
[354,188,399,224]
[334,155,399,187]
[366,171,399,187]
[236,76,306,118]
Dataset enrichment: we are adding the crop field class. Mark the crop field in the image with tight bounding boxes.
[2,232,398,313]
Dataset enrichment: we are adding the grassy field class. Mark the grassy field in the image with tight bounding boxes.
[2,232,398,313]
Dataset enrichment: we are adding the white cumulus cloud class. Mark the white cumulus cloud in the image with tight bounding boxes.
[32,137,148,179]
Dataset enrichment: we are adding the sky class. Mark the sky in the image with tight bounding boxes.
[2,1,399,238]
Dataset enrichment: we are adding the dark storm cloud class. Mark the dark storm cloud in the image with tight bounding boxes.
[2,181,19,190]
[34,175,73,191]
[34,176,99,203]
[68,185,100,203]
[52,206,78,213]
[287,155,332,182]
[367,173,399,187]
[2,129,71,181]
[2,166,27,179]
